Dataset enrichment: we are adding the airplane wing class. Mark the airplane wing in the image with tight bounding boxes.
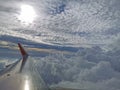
[0,43,28,77]
[0,43,49,90]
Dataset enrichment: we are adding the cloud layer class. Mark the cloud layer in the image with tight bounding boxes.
[0,0,120,47]
[1,43,120,89]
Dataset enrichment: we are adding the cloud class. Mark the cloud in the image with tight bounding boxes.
[0,0,119,47]
[28,45,120,90]
[52,78,120,90]
[0,0,120,89]
[76,61,120,82]
[0,35,120,89]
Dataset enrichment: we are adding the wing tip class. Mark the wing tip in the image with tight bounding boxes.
[18,43,29,72]
[18,43,28,57]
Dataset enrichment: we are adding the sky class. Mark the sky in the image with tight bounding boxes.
[0,0,120,90]
[0,0,119,47]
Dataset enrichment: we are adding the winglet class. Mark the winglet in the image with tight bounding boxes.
[18,43,28,57]
[18,43,28,72]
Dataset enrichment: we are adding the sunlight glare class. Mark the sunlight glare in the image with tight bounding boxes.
[24,79,30,90]
[19,4,36,24]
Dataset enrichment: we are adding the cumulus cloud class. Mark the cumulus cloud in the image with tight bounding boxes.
[27,45,120,90]
[76,61,120,82]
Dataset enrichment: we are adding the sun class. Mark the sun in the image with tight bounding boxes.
[18,4,36,25]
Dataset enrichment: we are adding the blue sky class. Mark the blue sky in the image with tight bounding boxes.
[0,0,120,89]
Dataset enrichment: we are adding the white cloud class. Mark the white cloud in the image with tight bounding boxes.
[76,61,120,82]
[24,45,120,90]
[0,0,120,47]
